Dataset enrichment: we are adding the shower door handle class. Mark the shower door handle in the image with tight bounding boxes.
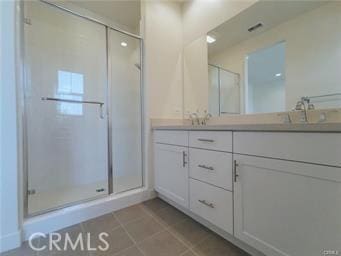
[41,97,105,119]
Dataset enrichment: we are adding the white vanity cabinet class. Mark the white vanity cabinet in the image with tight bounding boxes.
[234,132,341,256]
[153,129,341,256]
[154,131,189,208]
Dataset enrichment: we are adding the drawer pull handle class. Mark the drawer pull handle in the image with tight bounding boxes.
[198,164,214,171]
[182,151,187,167]
[233,160,239,182]
[197,138,215,143]
[198,199,215,209]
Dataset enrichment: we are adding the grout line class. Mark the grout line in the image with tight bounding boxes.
[110,212,149,256]
[144,209,194,254]
[111,244,142,256]
[135,245,147,256]
[113,211,148,256]
[143,202,212,255]
[179,249,191,256]
[112,200,194,255]
[141,205,171,219]
[112,204,157,227]
[113,212,137,244]
[179,248,201,256]
[189,247,201,256]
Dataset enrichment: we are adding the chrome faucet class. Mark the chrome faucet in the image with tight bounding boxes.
[294,97,310,123]
[202,111,212,125]
[300,96,315,110]
[189,112,200,125]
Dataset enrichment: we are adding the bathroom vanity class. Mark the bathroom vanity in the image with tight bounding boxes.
[153,127,341,256]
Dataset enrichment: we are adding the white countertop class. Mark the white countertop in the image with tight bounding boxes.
[152,123,341,132]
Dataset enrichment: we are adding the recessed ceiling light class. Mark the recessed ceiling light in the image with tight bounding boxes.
[206,35,216,44]
[121,42,127,47]
[275,73,282,77]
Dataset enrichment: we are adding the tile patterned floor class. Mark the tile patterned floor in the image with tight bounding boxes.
[1,198,250,256]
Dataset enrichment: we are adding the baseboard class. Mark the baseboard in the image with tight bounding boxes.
[23,187,156,241]
[157,193,265,256]
[0,230,22,253]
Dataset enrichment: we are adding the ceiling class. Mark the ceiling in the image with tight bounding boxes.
[208,0,327,56]
[70,0,141,30]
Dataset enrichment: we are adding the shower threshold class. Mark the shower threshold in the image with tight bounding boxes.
[28,181,108,216]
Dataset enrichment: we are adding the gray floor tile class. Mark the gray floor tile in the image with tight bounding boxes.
[137,231,188,256]
[3,201,250,256]
[169,218,211,247]
[114,205,149,224]
[180,251,197,256]
[152,205,190,227]
[142,198,170,214]
[193,234,250,256]
[113,246,144,256]
[82,214,120,234]
[124,215,164,242]
[89,227,134,256]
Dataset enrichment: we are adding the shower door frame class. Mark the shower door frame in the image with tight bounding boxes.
[21,0,144,217]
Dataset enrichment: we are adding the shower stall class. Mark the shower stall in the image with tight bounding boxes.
[23,1,143,216]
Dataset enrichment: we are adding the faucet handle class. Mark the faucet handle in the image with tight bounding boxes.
[202,111,212,125]
[189,112,200,125]
[294,101,305,111]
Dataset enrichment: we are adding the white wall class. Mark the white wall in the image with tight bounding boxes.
[140,1,184,196]
[0,1,21,252]
[183,36,208,116]
[210,2,341,111]
[142,1,183,120]
[182,0,256,45]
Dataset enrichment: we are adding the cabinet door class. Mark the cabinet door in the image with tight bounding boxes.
[154,143,189,208]
[234,154,341,256]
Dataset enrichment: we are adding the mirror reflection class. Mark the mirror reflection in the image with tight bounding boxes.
[246,41,285,114]
[185,1,341,117]
[208,64,240,115]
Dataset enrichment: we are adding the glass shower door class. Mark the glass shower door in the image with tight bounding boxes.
[109,29,143,193]
[25,2,108,215]
[220,69,240,115]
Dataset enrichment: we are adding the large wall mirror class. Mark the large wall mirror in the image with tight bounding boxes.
[184,1,341,117]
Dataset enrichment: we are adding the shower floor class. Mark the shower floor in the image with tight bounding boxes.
[28,181,108,215]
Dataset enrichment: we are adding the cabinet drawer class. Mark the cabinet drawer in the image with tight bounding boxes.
[189,148,232,190]
[189,131,232,152]
[154,130,188,146]
[234,132,341,167]
[190,178,233,234]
